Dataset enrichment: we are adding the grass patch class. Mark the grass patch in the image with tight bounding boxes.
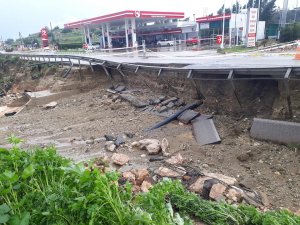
[1,136,299,225]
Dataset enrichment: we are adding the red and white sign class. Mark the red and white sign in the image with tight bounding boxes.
[246,8,258,47]
[40,28,49,47]
[216,35,222,45]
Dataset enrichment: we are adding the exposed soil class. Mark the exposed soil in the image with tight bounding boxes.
[0,63,299,212]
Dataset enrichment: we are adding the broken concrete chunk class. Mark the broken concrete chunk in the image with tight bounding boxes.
[43,101,57,110]
[192,117,221,146]
[111,153,129,166]
[166,153,184,165]
[203,172,237,185]
[161,97,178,106]
[158,106,168,113]
[105,141,116,152]
[177,110,200,124]
[250,118,300,144]
[157,167,185,177]
[104,135,116,141]
[209,183,227,201]
[166,102,175,108]
[120,94,148,108]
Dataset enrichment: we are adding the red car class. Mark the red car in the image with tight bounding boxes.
[186,37,199,46]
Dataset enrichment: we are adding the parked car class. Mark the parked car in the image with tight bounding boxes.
[157,39,174,47]
[186,37,200,46]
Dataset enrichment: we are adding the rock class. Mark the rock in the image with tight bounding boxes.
[253,142,261,147]
[274,171,281,175]
[115,135,126,146]
[295,209,300,216]
[111,153,129,166]
[183,175,191,181]
[237,152,253,162]
[166,153,184,165]
[133,168,149,185]
[115,85,126,92]
[105,141,116,152]
[140,154,146,158]
[226,188,243,202]
[161,138,169,156]
[161,97,178,106]
[86,139,94,145]
[125,133,134,138]
[166,102,175,108]
[153,99,161,104]
[157,167,185,177]
[202,164,209,168]
[43,101,57,109]
[135,139,161,155]
[132,185,141,193]
[149,156,166,162]
[203,172,237,185]
[209,183,227,201]
[158,106,168,113]
[189,176,211,193]
[120,94,148,108]
[177,110,200,124]
[122,171,136,182]
[141,180,152,192]
[104,135,116,141]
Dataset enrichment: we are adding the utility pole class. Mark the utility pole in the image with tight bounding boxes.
[221,0,226,49]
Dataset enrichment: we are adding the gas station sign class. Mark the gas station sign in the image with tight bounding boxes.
[246,8,258,47]
[216,35,222,45]
[40,28,49,47]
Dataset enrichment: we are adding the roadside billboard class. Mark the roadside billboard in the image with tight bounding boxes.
[246,8,258,47]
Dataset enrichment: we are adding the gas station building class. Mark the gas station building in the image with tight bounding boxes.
[64,10,198,48]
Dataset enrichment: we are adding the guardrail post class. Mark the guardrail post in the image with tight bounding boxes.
[228,70,241,107]
[284,68,293,118]
[61,57,63,67]
[187,70,205,100]
[142,40,146,58]
[78,59,82,76]
[89,60,94,73]
[43,56,45,62]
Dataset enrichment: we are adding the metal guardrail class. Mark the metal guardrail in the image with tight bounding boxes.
[2,52,300,117]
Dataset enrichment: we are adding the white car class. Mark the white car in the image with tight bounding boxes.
[157,39,174,47]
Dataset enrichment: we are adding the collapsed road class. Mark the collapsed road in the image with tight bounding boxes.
[0,54,299,213]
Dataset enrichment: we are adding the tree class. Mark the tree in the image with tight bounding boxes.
[217,4,231,15]
[5,38,14,45]
[245,0,277,25]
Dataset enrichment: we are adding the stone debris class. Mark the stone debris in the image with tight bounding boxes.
[166,153,184,165]
[105,141,116,152]
[203,172,237,185]
[122,171,136,182]
[133,168,149,185]
[189,176,211,194]
[209,183,227,201]
[161,138,170,156]
[161,97,178,106]
[131,139,161,155]
[226,188,243,202]
[140,180,152,192]
[43,101,57,109]
[120,94,148,108]
[157,166,186,177]
[111,153,129,166]
[115,134,126,146]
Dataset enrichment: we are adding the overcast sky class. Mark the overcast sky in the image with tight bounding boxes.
[0,0,295,40]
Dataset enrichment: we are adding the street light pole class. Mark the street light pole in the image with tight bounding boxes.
[221,0,226,49]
